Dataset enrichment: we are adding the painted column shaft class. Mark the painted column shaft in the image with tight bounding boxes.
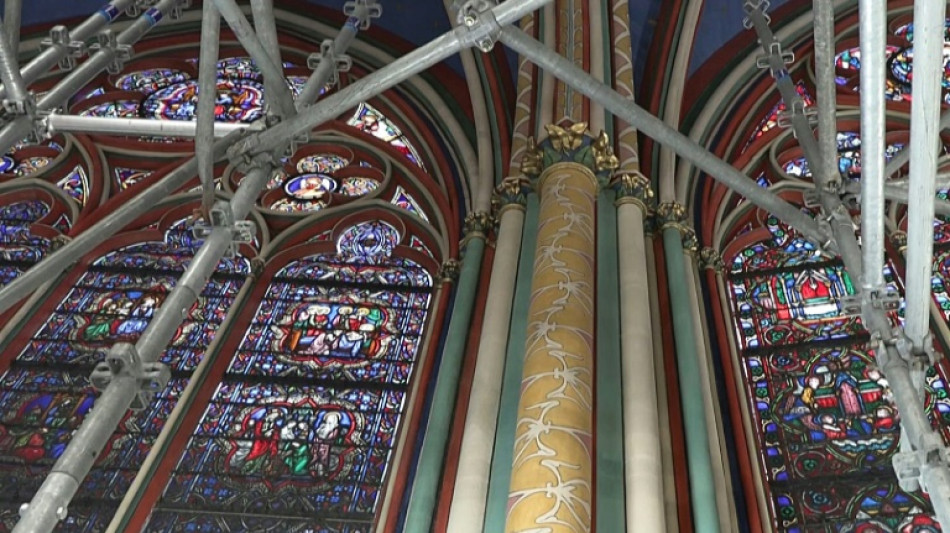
[404,236,486,533]
[448,205,526,533]
[686,258,736,532]
[617,201,666,531]
[506,163,597,533]
[661,225,721,533]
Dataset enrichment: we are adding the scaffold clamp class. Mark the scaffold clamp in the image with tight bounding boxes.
[307,39,353,88]
[90,343,170,411]
[40,26,88,71]
[343,0,382,30]
[89,30,134,75]
[192,200,256,257]
[459,0,500,53]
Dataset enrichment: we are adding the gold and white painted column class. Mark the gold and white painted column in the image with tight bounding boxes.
[447,178,531,533]
[506,124,613,533]
[612,172,666,532]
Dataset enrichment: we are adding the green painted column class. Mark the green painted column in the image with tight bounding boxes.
[403,211,490,533]
[657,202,721,533]
[483,193,539,533]
[596,186,626,531]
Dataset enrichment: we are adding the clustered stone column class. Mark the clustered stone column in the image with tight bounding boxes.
[612,172,666,532]
[505,123,615,533]
[657,202,722,533]
[447,177,532,533]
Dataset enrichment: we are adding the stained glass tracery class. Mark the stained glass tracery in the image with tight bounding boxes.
[0,223,248,531]
[727,218,940,531]
[148,220,432,532]
[347,103,425,169]
[0,199,51,287]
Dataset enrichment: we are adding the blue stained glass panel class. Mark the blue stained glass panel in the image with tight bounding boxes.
[149,221,433,530]
[0,223,248,528]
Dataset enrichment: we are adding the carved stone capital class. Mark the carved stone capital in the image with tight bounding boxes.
[519,122,619,180]
[656,202,688,230]
[699,247,725,272]
[611,171,655,213]
[492,176,532,215]
[656,202,698,252]
[682,227,699,256]
[249,257,266,279]
[891,230,908,253]
[439,258,461,283]
[464,210,493,237]
[50,234,73,252]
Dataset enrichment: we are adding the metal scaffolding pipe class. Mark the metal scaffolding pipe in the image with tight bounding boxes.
[196,1,222,216]
[44,114,261,137]
[213,0,295,118]
[3,0,21,56]
[0,0,182,155]
[0,20,28,104]
[234,0,554,156]
[249,0,291,119]
[813,0,838,193]
[0,0,136,102]
[858,0,887,290]
[296,18,358,108]
[495,26,828,246]
[885,111,950,178]
[13,159,275,533]
[0,130,244,316]
[904,0,945,352]
[12,378,139,533]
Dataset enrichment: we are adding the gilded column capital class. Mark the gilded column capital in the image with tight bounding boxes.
[656,202,688,230]
[519,122,619,182]
[439,258,461,284]
[699,247,725,272]
[464,210,493,238]
[611,171,655,213]
[657,202,698,253]
[492,176,533,216]
[891,230,908,253]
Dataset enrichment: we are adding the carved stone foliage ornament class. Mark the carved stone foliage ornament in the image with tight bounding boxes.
[519,122,620,181]
[699,247,725,271]
[439,258,461,283]
[464,210,493,237]
[492,176,532,212]
[611,171,655,212]
[656,202,698,252]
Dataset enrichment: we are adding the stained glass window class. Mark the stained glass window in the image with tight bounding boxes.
[347,103,425,169]
[58,166,89,206]
[0,199,51,287]
[113,167,153,191]
[147,220,433,532]
[746,82,814,147]
[0,223,248,531]
[726,217,939,531]
[339,176,380,197]
[835,20,950,102]
[390,186,429,221]
[781,132,904,181]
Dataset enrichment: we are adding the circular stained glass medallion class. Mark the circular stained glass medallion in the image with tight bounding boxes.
[15,157,51,176]
[339,176,380,197]
[284,174,337,200]
[0,156,15,173]
[142,79,264,123]
[115,68,190,93]
[296,154,349,174]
